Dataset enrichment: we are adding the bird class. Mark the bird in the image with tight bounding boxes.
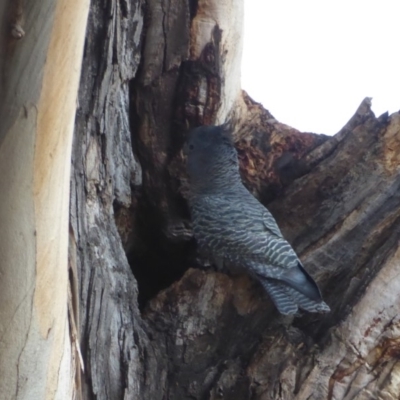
[186,125,330,315]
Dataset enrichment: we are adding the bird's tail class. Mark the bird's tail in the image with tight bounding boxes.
[262,280,298,315]
[261,280,330,315]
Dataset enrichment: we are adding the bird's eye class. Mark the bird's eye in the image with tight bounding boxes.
[188,144,194,151]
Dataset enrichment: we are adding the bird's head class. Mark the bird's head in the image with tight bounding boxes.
[186,125,240,193]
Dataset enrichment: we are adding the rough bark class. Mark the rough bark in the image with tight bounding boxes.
[71,0,400,399]
[2,0,399,399]
[145,98,400,400]
[70,1,166,399]
[0,0,89,399]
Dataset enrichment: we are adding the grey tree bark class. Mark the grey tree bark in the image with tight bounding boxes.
[71,0,400,399]
[1,0,399,399]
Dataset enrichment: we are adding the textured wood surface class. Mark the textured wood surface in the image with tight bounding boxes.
[0,0,89,398]
[71,0,400,399]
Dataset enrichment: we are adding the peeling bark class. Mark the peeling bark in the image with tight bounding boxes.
[70,0,165,399]
[71,0,400,398]
[1,0,399,399]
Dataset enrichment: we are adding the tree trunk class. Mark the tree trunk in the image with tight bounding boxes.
[2,0,400,399]
[0,0,89,398]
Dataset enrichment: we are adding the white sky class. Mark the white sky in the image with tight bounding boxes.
[241,1,400,135]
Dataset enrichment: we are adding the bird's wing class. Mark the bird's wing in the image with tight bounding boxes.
[235,185,284,239]
[261,280,298,315]
[282,285,330,313]
[249,259,323,301]
[261,209,284,238]
[261,279,330,314]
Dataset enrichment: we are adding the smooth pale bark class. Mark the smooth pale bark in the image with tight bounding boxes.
[0,1,89,399]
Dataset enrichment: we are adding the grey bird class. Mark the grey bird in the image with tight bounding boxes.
[186,125,330,315]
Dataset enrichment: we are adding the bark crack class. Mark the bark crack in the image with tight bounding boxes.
[14,287,34,399]
[161,0,168,73]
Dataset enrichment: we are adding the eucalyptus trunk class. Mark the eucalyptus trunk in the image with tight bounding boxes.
[1,1,399,399]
